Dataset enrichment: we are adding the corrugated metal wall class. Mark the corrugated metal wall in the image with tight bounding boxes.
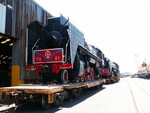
[0,0,53,81]
[0,0,52,38]
[0,3,6,34]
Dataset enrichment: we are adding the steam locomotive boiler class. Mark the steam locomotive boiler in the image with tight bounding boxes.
[26,15,103,84]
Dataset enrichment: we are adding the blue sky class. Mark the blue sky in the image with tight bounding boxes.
[35,0,150,73]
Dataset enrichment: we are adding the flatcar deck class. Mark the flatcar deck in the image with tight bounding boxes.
[0,79,104,94]
[0,79,104,112]
[0,84,64,94]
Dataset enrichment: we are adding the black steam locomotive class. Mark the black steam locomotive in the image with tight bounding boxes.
[26,15,119,84]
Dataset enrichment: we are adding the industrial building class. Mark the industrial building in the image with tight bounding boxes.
[0,0,52,87]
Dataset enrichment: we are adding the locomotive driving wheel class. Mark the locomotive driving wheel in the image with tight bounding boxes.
[61,70,69,84]
[90,68,94,80]
[76,76,80,82]
[80,75,85,82]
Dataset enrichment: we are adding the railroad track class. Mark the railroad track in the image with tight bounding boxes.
[132,80,150,97]
[127,79,140,113]
[127,78,150,113]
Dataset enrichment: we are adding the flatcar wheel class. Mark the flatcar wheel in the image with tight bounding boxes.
[42,95,51,110]
[61,70,69,84]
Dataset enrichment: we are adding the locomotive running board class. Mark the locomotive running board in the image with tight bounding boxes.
[78,45,101,62]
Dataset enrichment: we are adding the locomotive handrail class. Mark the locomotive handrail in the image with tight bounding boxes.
[31,39,40,63]
[32,39,40,51]
[64,39,70,63]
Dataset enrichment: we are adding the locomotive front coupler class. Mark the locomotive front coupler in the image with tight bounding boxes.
[41,65,52,73]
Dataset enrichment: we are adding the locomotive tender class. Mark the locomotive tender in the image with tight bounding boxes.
[26,15,119,84]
